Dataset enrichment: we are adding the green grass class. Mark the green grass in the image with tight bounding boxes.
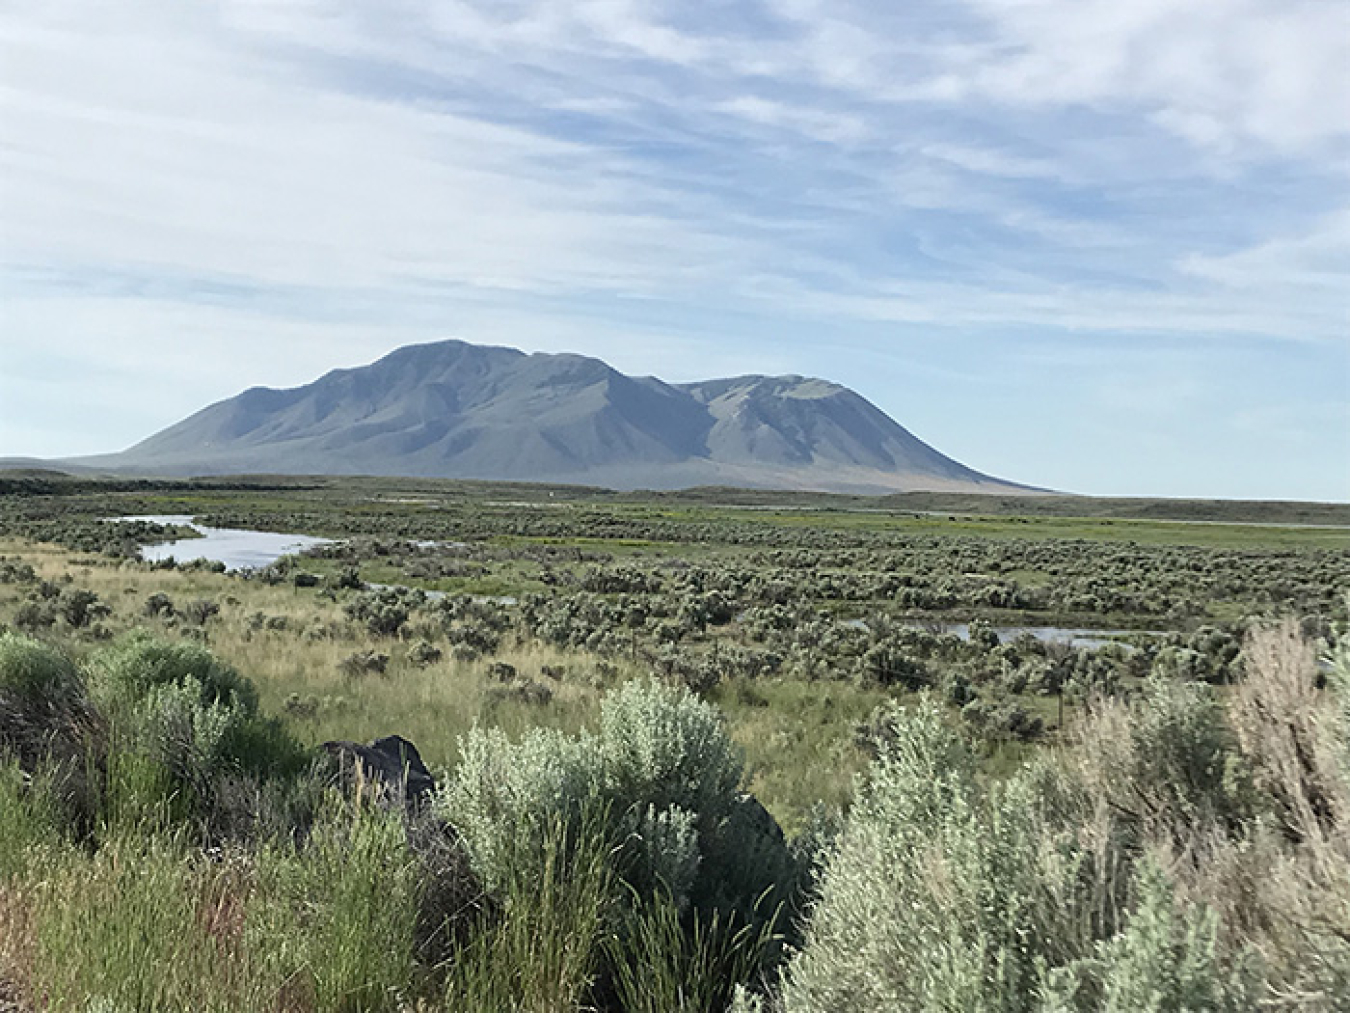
[714,678,888,832]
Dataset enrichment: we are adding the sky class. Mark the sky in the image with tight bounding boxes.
[1,0,1347,501]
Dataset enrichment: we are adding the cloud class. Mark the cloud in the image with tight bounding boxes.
[0,0,1345,496]
[957,0,1350,155]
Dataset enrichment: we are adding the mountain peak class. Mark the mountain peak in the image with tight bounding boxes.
[86,339,1030,494]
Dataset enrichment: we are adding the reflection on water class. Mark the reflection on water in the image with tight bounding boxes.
[117,515,332,572]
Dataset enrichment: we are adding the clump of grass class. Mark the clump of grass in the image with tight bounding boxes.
[607,885,783,1013]
[442,809,612,1013]
[30,830,252,1012]
[247,794,422,1013]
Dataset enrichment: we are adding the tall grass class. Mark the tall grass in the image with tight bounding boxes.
[607,885,783,1013]
[31,830,247,1012]
[247,795,421,1013]
[442,810,612,1013]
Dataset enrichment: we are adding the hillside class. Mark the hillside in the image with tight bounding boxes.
[68,340,1031,494]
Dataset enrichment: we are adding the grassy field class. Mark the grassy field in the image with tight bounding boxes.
[0,476,1347,1010]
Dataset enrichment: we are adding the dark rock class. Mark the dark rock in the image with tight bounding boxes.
[321,734,435,809]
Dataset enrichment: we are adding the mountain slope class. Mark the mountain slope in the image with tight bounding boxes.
[73,340,1032,494]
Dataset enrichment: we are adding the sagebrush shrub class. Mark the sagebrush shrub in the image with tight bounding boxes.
[0,631,82,705]
[440,677,799,1003]
[774,700,1114,1012]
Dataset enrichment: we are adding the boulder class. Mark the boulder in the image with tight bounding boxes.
[321,734,435,809]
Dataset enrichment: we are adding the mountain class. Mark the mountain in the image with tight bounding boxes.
[68,340,1033,494]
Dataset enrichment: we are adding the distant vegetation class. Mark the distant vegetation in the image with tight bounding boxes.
[0,477,1346,1010]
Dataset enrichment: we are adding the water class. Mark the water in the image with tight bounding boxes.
[842,617,1152,650]
[116,515,332,572]
[937,623,1147,651]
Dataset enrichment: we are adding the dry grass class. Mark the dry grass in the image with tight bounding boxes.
[0,884,36,1012]
[0,540,864,826]
[0,539,625,771]
[1230,618,1347,845]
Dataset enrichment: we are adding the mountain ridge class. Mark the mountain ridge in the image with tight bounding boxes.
[65,339,1036,495]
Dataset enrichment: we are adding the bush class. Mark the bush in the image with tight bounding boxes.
[597,678,744,830]
[773,701,1113,1012]
[93,635,258,716]
[440,678,799,998]
[0,632,83,705]
[0,635,94,826]
[57,588,109,629]
[90,636,305,832]
[408,641,442,666]
[1042,861,1255,1012]
[143,592,175,618]
[181,598,221,625]
[344,587,421,638]
[1072,677,1254,844]
[855,642,930,690]
[13,598,56,631]
[337,651,389,677]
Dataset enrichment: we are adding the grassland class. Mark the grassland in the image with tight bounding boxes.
[0,475,1346,1011]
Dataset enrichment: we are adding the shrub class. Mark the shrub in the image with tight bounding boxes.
[0,635,94,825]
[181,598,221,626]
[597,678,744,830]
[441,677,798,996]
[485,678,553,707]
[0,632,83,706]
[855,642,930,690]
[441,725,592,894]
[960,692,1045,742]
[1041,861,1255,1012]
[90,636,304,832]
[344,587,421,638]
[337,651,389,678]
[407,641,442,666]
[773,701,1113,1012]
[1072,677,1255,844]
[57,588,109,629]
[143,592,175,618]
[487,660,516,683]
[13,599,56,631]
[93,635,258,716]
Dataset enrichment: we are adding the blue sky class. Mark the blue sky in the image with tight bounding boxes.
[1,0,1347,499]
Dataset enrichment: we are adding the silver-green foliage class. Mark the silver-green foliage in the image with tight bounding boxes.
[1040,862,1253,1013]
[777,699,1090,1012]
[441,678,775,918]
[773,697,1270,1013]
